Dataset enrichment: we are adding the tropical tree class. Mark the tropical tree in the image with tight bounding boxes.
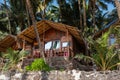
[83,0,86,27]
[37,0,53,19]
[75,28,120,71]
[114,0,120,19]
[3,0,11,34]
[0,3,11,33]
[78,0,82,30]
[90,31,120,70]
[0,0,42,33]
[26,0,46,62]
[45,5,59,21]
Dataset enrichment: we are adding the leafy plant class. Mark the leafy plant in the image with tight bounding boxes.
[2,48,27,71]
[25,58,51,71]
[90,29,120,71]
[75,28,120,71]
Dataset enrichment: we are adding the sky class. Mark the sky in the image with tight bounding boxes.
[0,0,2,4]
[105,3,115,13]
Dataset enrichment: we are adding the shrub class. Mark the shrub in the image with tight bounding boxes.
[2,48,27,71]
[74,28,120,71]
[88,30,120,71]
[25,58,51,71]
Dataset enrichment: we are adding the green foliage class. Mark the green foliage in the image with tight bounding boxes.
[75,28,120,71]
[90,29,120,70]
[2,48,27,71]
[25,58,51,71]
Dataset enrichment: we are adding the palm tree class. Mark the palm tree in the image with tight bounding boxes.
[36,0,53,20]
[26,0,46,62]
[78,0,83,30]
[88,0,108,31]
[7,0,42,32]
[0,3,13,34]
[8,0,28,31]
[57,0,80,26]
[107,9,118,23]
[114,0,120,19]
[83,0,86,27]
[45,5,59,21]
[3,0,11,34]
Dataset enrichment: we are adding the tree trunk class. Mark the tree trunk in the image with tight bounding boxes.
[82,0,88,55]
[42,0,46,19]
[58,0,63,22]
[114,0,120,19]
[92,0,97,33]
[26,0,46,62]
[78,0,83,30]
[25,3,31,27]
[4,0,11,34]
[92,0,96,28]
[83,0,86,27]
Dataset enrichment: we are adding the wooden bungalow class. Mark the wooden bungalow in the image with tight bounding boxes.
[17,20,85,59]
[0,35,17,52]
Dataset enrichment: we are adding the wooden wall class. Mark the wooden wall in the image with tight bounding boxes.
[23,28,83,58]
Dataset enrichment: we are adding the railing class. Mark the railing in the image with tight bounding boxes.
[45,47,70,58]
[26,47,72,58]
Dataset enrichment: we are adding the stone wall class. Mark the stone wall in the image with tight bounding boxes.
[0,70,120,80]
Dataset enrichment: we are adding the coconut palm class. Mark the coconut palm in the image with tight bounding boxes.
[45,5,59,21]
[0,3,11,33]
[78,0,83,30]
[114,0,120,19]
[26,0,46,62]
[3,0,11,34]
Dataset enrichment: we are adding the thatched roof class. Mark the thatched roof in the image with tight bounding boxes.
[18,20,84,45]
[0,35,16,52]
[94,19,120,39]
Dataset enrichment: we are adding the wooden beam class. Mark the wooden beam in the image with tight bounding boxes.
[45,21,67,32]
[23,34,34,40]
[18,35,33,43]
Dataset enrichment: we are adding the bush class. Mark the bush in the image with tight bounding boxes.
[2,48,27,71]
[25,58,51,71]
[89,30,120,71]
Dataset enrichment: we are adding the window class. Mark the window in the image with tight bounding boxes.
[110,38,115,45]
[62,42,69,47]
[45,40,61,50]
[45,41,52,50]
[52,40,60,49]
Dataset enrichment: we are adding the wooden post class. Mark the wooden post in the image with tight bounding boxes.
[23,38,25,50]
[16,37,21,50]
[60,39,62,53]
[71,36,74,57]
[66,28,70,58]
[43,27,45,57]
[31,42,34,58]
